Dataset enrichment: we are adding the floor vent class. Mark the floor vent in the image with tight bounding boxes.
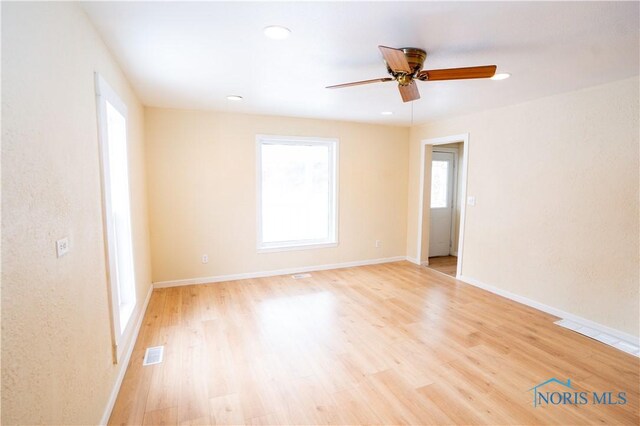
[143,346,164,366]
[291,273,311,279]
[555,319,639,358]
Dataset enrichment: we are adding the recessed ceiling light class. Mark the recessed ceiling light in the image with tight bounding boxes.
[491,72,511,81]
[226,95,243,101]
[381,111,393,115]
[263,25,291,40]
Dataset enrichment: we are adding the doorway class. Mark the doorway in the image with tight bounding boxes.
[416,134,469,278]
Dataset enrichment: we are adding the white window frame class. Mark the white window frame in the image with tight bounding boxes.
[95,73,137,362]
[256,135,339,253]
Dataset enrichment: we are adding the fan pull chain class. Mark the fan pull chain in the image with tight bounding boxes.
[411,101,414,125]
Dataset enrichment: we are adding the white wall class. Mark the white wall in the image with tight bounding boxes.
[1,3,152,424]
[407,77,640,337]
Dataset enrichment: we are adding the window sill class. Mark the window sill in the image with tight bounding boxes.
[257,241,338,254]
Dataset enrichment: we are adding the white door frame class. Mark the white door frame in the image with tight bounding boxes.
[416,133,469,278]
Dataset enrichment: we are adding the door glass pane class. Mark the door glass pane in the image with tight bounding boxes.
[430,160,449,208]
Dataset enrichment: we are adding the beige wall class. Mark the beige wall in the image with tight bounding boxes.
[1,3,152,424]
[145,108,409,283]
[407,77,640,337]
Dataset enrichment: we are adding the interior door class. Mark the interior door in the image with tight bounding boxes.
[429,151,455,257]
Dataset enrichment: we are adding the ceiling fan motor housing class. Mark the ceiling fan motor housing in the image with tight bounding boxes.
[385,47,427,85]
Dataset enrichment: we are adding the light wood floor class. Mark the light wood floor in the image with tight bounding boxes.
[426,256,458,277]
[109,261,639,425]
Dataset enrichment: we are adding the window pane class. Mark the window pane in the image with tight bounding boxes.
[430,160,449,208]
[105,101,136,332]
[261,143,331,244]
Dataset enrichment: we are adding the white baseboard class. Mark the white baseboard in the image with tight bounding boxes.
[405,256,420,265]
[458,274,639,346]
[153,256,407,288]
[100,284,153,425]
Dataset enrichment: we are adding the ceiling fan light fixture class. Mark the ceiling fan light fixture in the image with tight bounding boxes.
[263,25,291,40]
[490,72,511,81]
[226,95,243,101]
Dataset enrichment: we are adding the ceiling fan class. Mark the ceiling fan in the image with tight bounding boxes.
[327,46,497,102]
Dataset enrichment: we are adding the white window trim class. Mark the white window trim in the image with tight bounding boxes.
[95,73,137,363]
[256,134,339,253]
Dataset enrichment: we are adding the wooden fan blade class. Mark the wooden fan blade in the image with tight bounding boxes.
[398,82,420,102]
[379,46,412,73]
[418,65,497,81]
[326,77,393,89]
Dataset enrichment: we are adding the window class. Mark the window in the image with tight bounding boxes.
[95,73,136,361]
[430,160,449,208]
[257,135,338,251]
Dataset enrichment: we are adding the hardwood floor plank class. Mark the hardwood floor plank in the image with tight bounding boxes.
[109,349,154,426]
[426,255,458,277]
[368,369,453,425]
[209,394,244,425]
[177,344,210,424]
[142,407,177,426]
[202,319,237,398]
[332,386,384,425]
[246,412,285,426]
[145,326,182,412]
[161,287,182,327]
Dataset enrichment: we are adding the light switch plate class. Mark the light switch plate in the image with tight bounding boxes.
[56,237,69,257]
[467,196,476,206]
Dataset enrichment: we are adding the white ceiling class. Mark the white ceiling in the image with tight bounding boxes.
[80,1,639,126]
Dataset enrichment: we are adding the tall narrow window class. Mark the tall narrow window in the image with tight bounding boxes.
[95,74,136,360]
[257,136,338,251]
[430,160,450,208]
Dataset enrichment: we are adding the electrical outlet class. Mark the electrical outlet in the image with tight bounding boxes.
[467,196,476,206]
[56,237,69,257]
[375,240,382,248]
[201,254,209,264]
